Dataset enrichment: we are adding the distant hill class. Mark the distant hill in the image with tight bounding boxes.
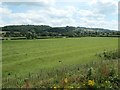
[1,25,120,39]
[1,25,117,32]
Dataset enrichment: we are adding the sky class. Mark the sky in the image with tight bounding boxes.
[0,0,119,30]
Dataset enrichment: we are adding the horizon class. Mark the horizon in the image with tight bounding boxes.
[1,24,118,31]
[0,0,118,30]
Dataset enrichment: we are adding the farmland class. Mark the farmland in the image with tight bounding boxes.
[2,37,119,88]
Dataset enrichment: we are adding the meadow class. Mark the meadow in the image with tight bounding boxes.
[2,37,119,88]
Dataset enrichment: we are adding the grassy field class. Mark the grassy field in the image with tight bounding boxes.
[2,37,119,88]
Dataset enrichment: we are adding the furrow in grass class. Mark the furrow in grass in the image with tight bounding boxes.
[2,44,114,65]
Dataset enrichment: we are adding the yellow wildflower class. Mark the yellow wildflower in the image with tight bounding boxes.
[88,80,94,86]
[64,78,68,83]
[105,81,108,83]
[70,86,74,88]
[54,86,57,89]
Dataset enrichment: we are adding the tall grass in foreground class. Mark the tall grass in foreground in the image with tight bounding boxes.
[2,50,120,89]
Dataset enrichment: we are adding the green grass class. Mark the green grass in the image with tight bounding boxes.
[2,37,118,79]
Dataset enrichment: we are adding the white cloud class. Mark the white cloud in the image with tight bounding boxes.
[1,0,56,8]
[78,10,105,19]
[0,0,118,30]
[0,7,12,15]
[1,0,55,3]
[89,0,118,15]
[79,17,117,30]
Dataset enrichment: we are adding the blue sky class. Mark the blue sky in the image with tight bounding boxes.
[0,0,118,30]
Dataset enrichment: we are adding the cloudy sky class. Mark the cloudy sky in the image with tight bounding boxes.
[0,0,119,30]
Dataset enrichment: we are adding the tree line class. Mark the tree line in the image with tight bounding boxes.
[1,25,120,39]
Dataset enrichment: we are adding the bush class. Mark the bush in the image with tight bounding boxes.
[96,49,119,60]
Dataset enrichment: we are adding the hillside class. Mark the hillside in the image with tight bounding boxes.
[1,25,120,39]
